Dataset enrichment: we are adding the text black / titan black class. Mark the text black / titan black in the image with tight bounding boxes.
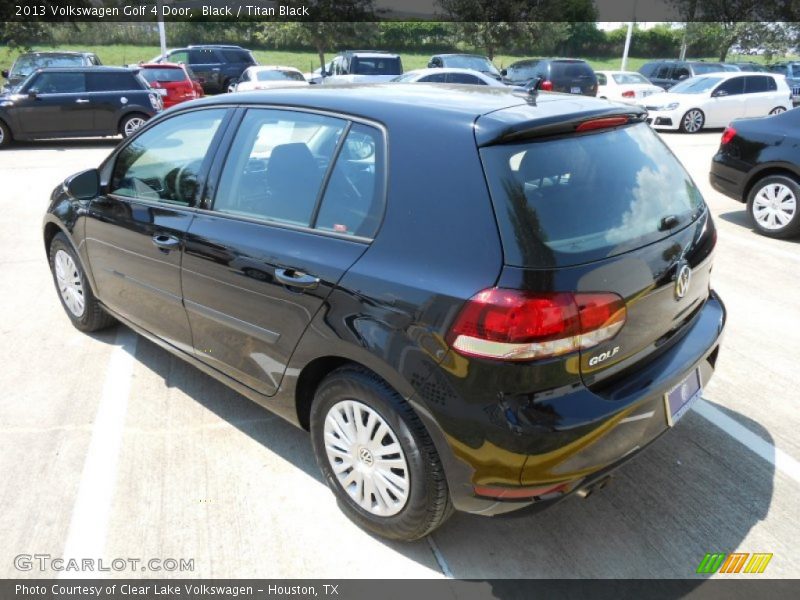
[43,84,726,540]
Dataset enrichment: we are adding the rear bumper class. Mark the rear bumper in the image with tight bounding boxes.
[427,291,726,516]
[709,156,748,202]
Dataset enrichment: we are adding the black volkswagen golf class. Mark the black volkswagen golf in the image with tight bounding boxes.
[43,85,725,540]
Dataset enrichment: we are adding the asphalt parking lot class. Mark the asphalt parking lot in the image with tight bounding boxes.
[0,129,798,580]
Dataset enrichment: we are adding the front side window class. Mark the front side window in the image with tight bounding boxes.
[110,109,227,205]
[716,77,745,95]
[213,109,346,227]
[28,72,85,93]
[168,50,189,64]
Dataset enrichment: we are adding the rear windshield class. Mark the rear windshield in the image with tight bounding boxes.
[140,67,186,83]
[612,73,649,85]
[480,123,705,268]
[550,61,595,79]
[506,61,540,80]
[256,69,305,81]
[351,56,402,76]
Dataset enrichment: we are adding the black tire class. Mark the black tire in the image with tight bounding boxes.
[679,108,705,133]
[49,233,116,332]
[225,79,236,94]
[119,113,148,138]
[310,366,453,541]
[747,174,800,238]
[0,119,11,149]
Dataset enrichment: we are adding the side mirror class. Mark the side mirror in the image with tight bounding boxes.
[27,90,38,99]
[500,68,507,77]
[64,169,100,200]
[427,61,435,68]
[1,69,8,79]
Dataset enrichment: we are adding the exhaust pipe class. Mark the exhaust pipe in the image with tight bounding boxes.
[576,475,612,499]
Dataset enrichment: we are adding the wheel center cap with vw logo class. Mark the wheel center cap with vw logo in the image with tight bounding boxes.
[675,264,692,300]
[357,446,374,467]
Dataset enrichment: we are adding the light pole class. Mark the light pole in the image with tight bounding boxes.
[621,21,634,71]
[157,0,167,58]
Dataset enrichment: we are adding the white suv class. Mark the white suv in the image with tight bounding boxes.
[321,51,403,85]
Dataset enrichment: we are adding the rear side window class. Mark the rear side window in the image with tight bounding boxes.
[479,123,705,268]
[315,123,385,238]
[418,73,447,83]
[87,72,141,92]
[745,75,774,92]
[188,49,217,64]
[447,72,485,85]
[221,49,255,64]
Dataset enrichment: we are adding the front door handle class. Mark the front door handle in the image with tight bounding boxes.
[75,99,90,104]
[274,268,320,290]
[152,233,180,252]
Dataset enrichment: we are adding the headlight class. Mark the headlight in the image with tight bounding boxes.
[654,102,680,111]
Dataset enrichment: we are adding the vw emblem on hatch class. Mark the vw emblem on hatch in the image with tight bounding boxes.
[675,264,692,300]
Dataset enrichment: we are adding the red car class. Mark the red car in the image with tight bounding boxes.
[137,63,203,109]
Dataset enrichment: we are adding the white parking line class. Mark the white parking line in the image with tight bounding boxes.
[60,328,138,579]
[695,399,800,484]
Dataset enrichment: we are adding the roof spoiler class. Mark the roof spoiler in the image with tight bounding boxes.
[476,105,648,146]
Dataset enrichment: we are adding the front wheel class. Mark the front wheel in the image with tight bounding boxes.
[49,233,116,331]
[747,174,800,238]
[310,367,453,541]
[680,109,705,133]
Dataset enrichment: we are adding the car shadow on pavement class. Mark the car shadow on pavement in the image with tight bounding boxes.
[110,331,776,581]
[10,138,121,152]
[718,209,756,230]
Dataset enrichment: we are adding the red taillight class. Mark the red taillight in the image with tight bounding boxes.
[621,90,635,98]
[540,80,553,91]
[721,125,737,145]
[576,116,629,132]
[447,289,626,361]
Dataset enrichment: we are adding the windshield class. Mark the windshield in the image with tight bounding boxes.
[11,54,84,77]
[480,122,705,267]
[444,55,499,75]
[255,70,305,82]
[612,73,649,85]
[669,76,723,94]
[140,67,186,83]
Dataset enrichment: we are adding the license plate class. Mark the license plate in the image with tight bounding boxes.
[570,86,581,94]
[664,369,702,426]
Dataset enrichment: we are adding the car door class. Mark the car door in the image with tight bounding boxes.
[85,71,142,133]
[708,76,746,126]
[743,75,778,116]
[181,108,386,395]
[187,49,221,90]
[15,71,94,135]
[84,108,231,352]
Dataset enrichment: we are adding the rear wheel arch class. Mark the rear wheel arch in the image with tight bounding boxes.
[0,117,13,147]
[744,166,800,202]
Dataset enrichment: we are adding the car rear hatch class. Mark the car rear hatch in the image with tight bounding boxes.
[549,60,597,96]
[472,104,715,386]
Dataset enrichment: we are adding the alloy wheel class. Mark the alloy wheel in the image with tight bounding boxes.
[682,110,704,133]
[752,183,797,230]
[323,400,410,517]
[124,117,146,137]
[54,250,85,317]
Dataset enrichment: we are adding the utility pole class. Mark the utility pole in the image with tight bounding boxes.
[157,1,167,58]
[621,21,634,71]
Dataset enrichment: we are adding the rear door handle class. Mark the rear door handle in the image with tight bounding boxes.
[152,233,180,252]
[274,268,320,290]
[75,99,90,104]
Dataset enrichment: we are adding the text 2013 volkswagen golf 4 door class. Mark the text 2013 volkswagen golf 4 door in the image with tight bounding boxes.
[44,85,725,540]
